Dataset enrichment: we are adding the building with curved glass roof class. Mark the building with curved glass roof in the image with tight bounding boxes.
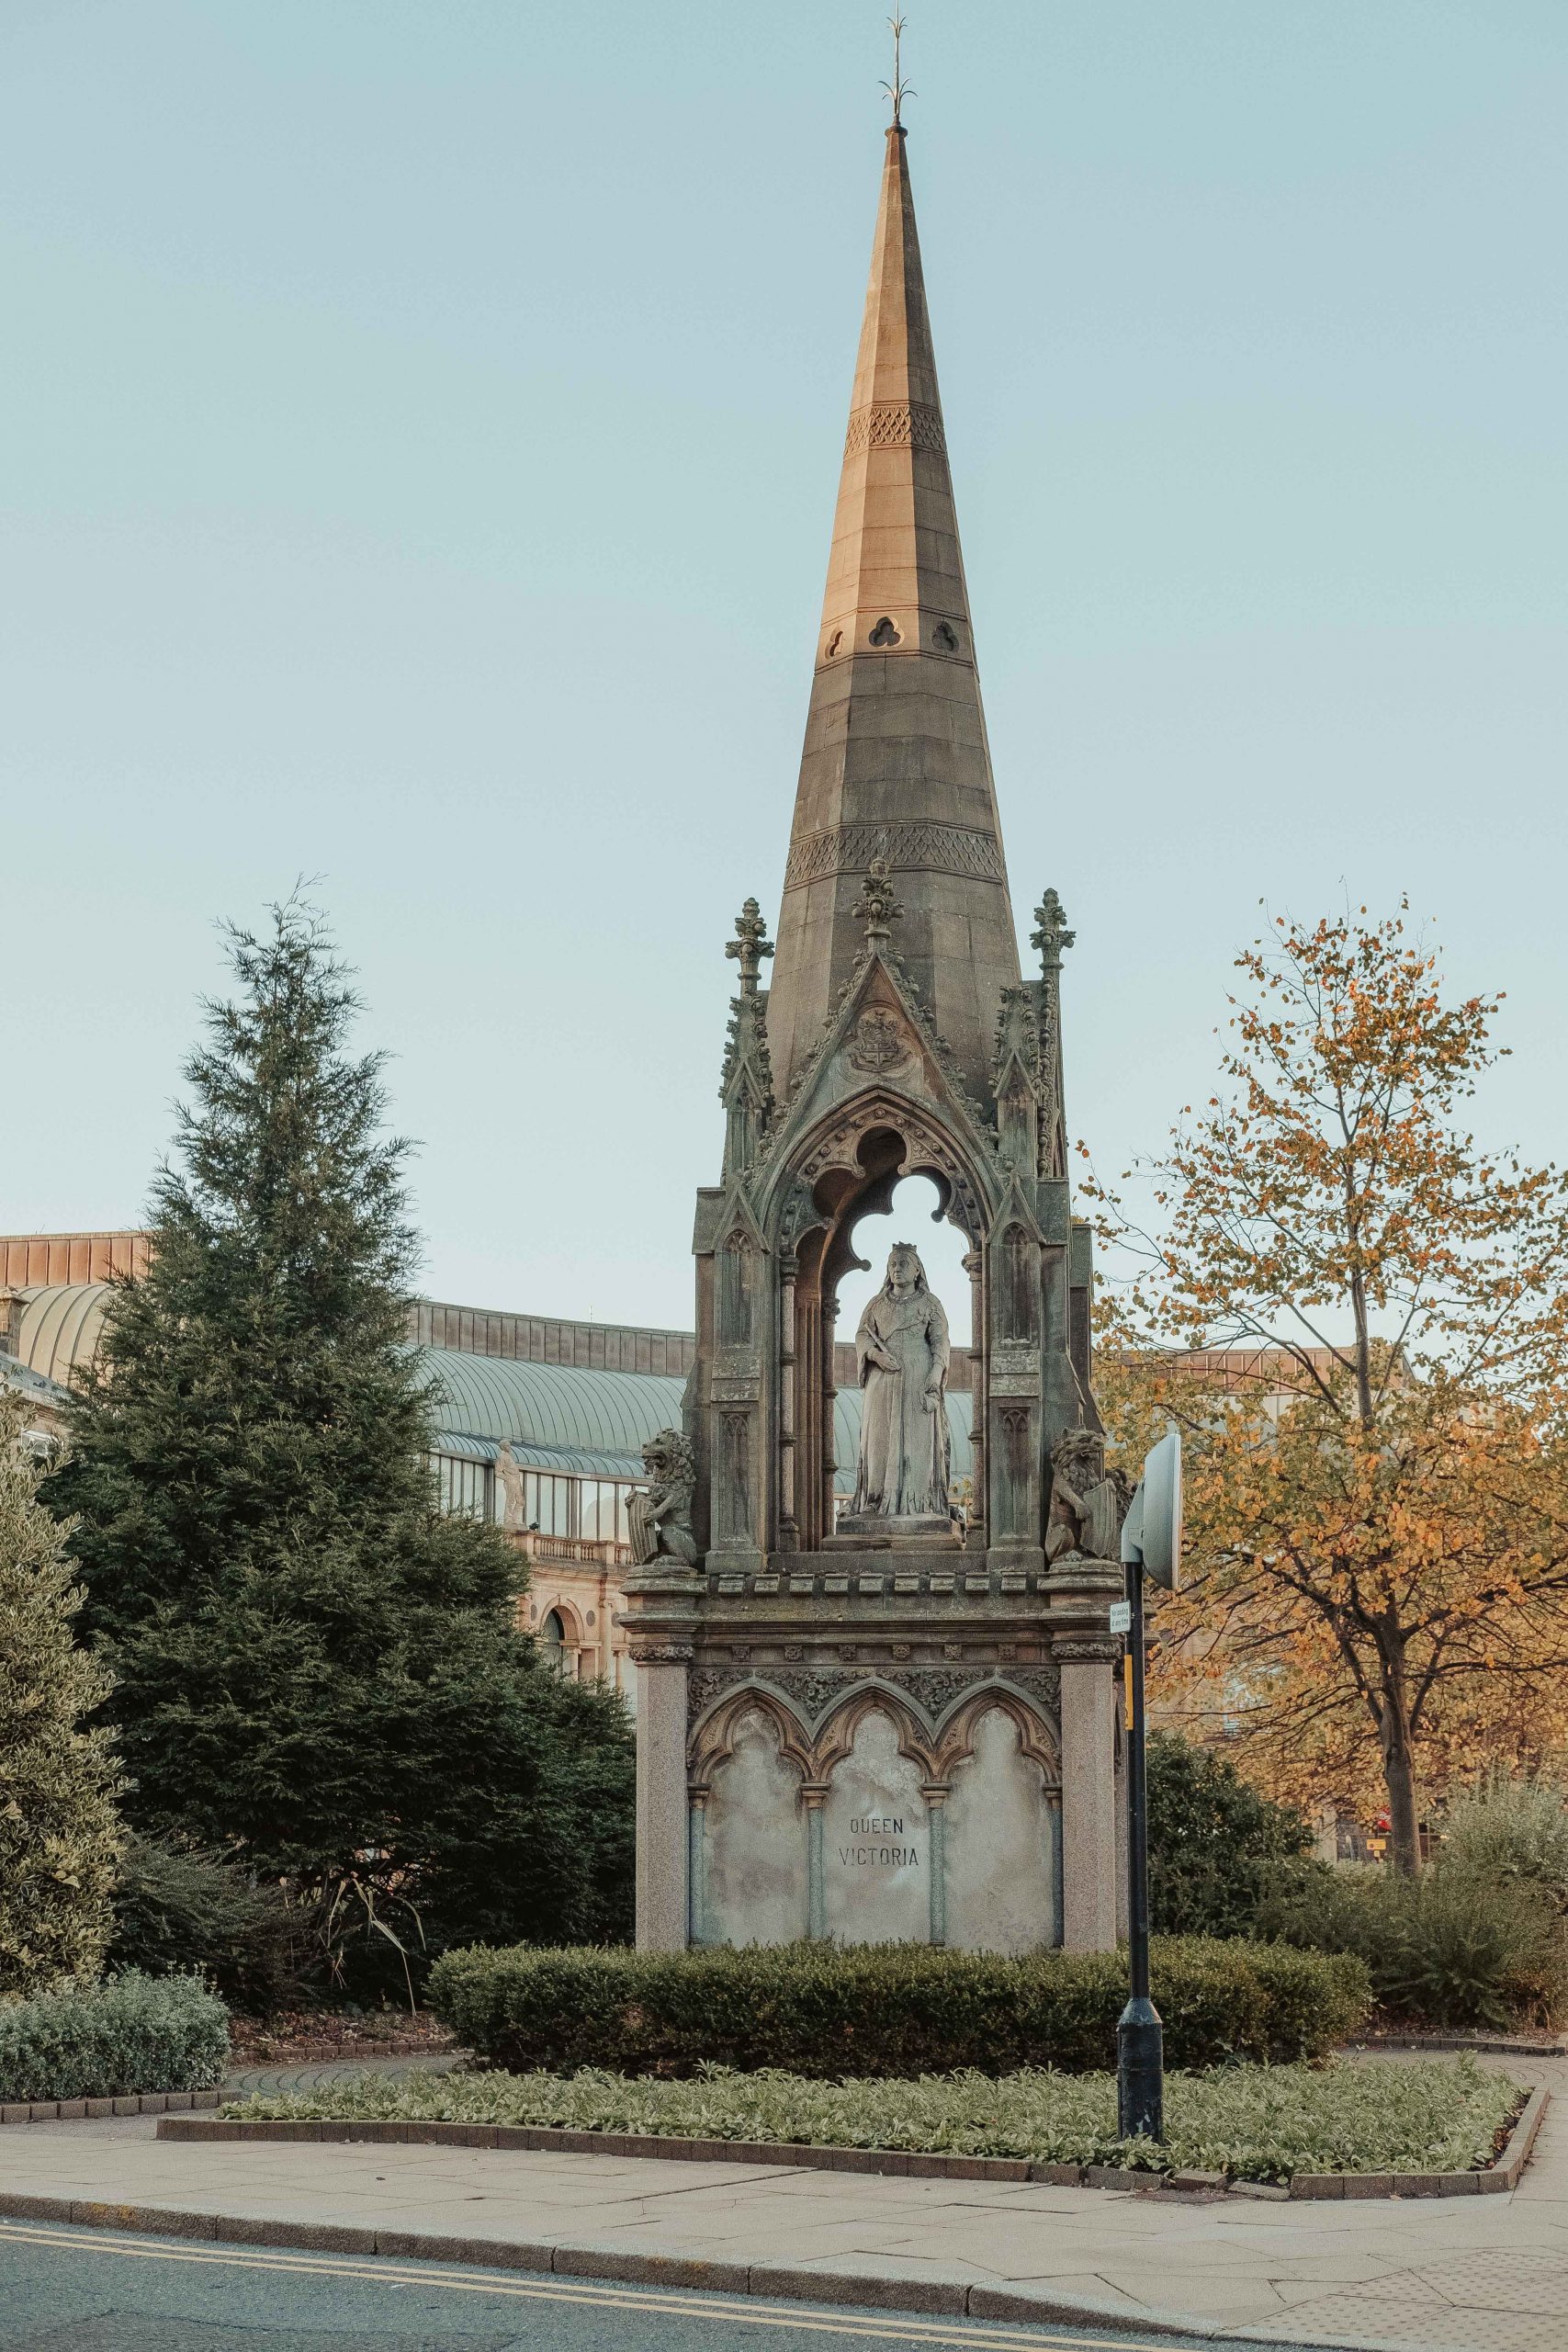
[4,1268,973,1500]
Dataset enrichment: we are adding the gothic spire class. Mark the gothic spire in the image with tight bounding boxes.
[763,120,1022,1109]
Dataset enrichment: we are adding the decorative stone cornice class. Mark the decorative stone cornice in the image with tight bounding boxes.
[1051,1637,1121,1664]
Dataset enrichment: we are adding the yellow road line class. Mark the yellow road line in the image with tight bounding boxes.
[0,2218,1173,2350]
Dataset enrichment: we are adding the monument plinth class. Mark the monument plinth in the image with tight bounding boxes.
[621,119,1124,1956]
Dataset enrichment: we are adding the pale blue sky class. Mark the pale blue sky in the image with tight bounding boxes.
[5,3,1564,1334]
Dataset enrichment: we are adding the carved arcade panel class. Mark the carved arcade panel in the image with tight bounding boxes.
[689,1680,1062,1952]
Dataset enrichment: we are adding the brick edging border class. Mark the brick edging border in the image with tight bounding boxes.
[0,2092,223,2128]
[153,2082,1550,2202]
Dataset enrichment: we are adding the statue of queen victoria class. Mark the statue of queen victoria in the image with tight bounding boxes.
[848,1244,953,1526]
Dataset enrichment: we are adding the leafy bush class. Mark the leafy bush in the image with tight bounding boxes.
[429,1939,1370,2080]
[1146,1732,1314,1937]
[1439,1775,1568,1913]
[223,2052,1517,2186]
[0,1393,124,1997]
[107,1838,308,2017]
[0,1969,229,2102]
[1260,1861,1566,2031]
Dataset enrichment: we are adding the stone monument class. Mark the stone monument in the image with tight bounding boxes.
[621,111,1126,1956]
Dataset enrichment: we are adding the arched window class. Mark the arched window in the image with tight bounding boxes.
[539,1610,566,1673]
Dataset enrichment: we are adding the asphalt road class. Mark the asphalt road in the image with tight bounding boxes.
[0,2219,1280,2352]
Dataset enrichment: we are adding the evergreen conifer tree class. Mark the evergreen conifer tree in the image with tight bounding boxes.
[51,903,632,1975]
[0,1393,123,1995]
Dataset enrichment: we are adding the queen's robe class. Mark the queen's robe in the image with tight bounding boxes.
[851,1286,952,1518]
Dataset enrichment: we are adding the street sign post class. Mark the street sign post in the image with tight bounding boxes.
[1117,1429,1183,2142]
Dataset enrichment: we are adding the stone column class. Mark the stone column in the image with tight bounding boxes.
[687,1789,709,1947]
[779,1253,798,1550]
[820,1295,840,1538]
[634,1645,694,1951]
[1113,1687,1129,1943]
[1055,1637,1119,1951]
[923,1784,950,1946]
[803,1783,828,1938]
[963,1249,987,1549]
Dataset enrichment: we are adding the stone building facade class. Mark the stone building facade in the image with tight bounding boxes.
[620,122,1126,1956]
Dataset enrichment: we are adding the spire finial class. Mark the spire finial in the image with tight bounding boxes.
[859,856,905,951]
[882,12,914,125]
[726,897,773,995]
[1032,888,1075,973]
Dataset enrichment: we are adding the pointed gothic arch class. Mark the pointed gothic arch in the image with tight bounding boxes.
[687,1682,815,1793]
[763,1096,993,1551]
[932,1685,1060,1786]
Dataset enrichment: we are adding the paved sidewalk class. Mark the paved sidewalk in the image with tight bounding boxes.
[0,2055,1562,2351]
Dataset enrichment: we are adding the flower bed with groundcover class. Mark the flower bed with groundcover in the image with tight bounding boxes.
[221,2052,1518,2185]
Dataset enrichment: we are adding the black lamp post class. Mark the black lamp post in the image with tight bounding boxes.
[1116,1429,1182,2144]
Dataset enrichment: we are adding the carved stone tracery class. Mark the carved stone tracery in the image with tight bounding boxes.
[691,1674,1066,1796]
[788,1092,987,1244]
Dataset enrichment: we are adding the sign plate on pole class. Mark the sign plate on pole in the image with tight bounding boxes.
[1109,1600,1132,1635]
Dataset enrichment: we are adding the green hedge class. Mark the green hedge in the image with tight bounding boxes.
[0,1971,230,2103]
[430,1939,1370,2079]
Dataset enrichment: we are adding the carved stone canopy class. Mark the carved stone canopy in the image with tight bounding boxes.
[780,1096,989,1252]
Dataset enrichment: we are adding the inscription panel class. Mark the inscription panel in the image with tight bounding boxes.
[988,1340,1041,1398]
[822,1708,928,1945]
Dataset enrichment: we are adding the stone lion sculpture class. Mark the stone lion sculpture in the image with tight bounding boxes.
[1045,1427,1133,1566]
[626,1427,699,1568]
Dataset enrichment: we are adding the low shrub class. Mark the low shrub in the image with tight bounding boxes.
[0,1970,230,2103]
[108,1838,310,2016]
[1259,1861,1567,2032]
[1438,1776,1568,1915]
[429,1938,1370,2080]
[1145,1733,1314,1938]
[222,2052,1518,2186]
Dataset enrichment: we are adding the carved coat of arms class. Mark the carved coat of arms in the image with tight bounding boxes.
[847,1007,909,1073]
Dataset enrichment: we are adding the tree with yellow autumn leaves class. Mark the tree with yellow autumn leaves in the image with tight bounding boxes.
[1091,905,1568,1874]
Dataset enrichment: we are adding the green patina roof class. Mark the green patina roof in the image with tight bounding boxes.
[423,1348,973,1493]
[9,1282,972,1493]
